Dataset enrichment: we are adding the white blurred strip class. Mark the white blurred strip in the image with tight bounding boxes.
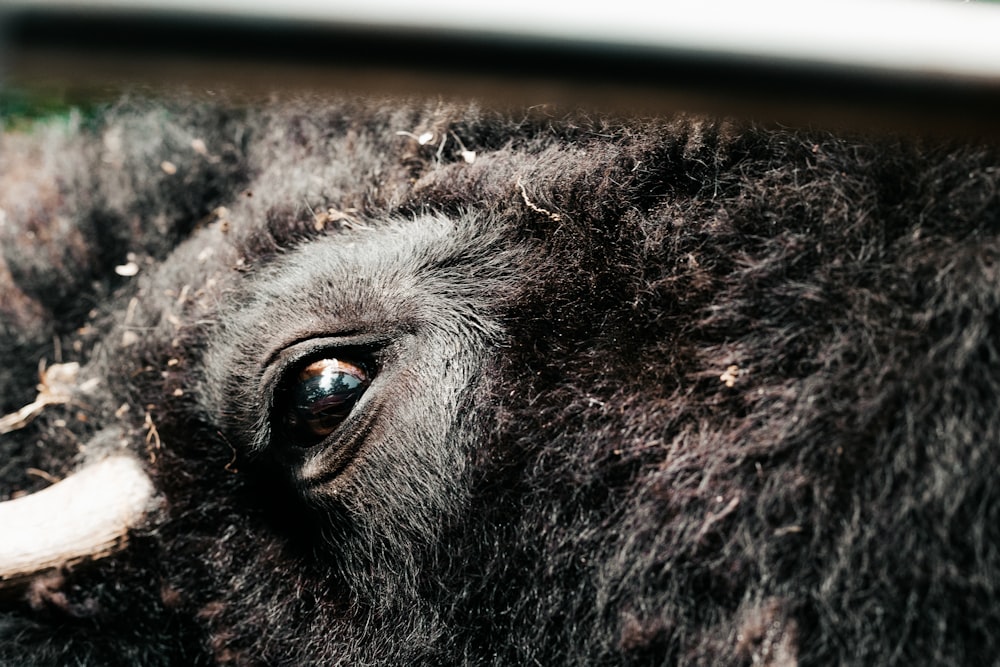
[6,0,1000,81]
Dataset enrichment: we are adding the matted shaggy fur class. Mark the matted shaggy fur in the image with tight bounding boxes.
[1,95,999,665]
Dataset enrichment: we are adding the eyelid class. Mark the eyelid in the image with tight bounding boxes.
[261,332,392,373]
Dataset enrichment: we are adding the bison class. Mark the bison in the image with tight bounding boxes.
[1,94,999,665]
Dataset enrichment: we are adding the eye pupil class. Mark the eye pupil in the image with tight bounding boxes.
[283,358,370,445]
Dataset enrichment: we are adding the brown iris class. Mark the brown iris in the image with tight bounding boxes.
[282,357,371,446]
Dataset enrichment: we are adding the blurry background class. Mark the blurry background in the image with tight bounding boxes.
[2,0,1000,135]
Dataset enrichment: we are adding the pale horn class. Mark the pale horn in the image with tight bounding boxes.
[0,455,156,586]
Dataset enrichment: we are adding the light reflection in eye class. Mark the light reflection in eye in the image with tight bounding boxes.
[282,357,371,446]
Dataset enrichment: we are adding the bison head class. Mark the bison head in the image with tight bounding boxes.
[2,95,999,665]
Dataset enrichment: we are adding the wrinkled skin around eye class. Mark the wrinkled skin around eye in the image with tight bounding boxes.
[283,358,371,445]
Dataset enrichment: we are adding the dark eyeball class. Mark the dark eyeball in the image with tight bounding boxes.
[281,357,371,446]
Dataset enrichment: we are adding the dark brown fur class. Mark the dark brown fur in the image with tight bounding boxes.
[1,94,999,665]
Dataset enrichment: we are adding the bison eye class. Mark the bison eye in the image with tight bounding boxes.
[280,357,372,446]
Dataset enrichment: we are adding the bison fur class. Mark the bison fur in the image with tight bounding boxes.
[1,94,999,665]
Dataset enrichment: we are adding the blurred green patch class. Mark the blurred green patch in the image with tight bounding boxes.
[0,87,98,132]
